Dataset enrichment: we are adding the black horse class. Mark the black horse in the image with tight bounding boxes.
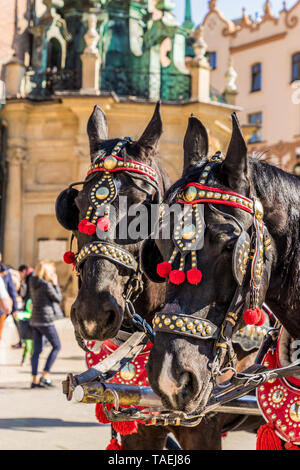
[142,113,299,417]
[56,107,265,450]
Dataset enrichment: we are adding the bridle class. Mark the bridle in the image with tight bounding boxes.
[152,153,273,379]
[69,138,160,337]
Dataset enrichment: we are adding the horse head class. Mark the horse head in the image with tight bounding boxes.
[56,103,166,347]
[141,113,274,413]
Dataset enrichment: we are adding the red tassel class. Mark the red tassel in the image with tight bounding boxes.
[95,403,112,424]
[106,438,124,450]
[256,423,283,450]
[187,268,203,285]
[78,219,96,235]
[112,420,138,436]
[157,262,172,278]
[285,442,300,450]
[63,251,75,265]
[97,217,111,232]
[169,270,185,285]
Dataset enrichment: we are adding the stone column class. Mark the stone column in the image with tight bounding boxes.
[186,26,211,102]
[3,147,26,267]
[4,58,26,98]
[80,14,101,95]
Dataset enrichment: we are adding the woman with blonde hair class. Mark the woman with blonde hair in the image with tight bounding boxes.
[29,261,63,389]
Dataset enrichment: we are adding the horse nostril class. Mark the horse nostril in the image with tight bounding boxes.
[178,371,200,403]
[105,310,117,328]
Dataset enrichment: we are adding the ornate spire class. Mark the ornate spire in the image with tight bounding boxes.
[241,7,253,27]
[183,0,194,30]
[185,0,192,22]
[263,0,275,20]
[209,0,217,11]
[264,0,272,15]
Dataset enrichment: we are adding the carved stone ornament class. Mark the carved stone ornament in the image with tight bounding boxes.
[83,14,99,54]
[6,147,26,166]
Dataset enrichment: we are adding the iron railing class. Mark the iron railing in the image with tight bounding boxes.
[27,66,193,102]
[101,67,191,101]
[26,68,81,98]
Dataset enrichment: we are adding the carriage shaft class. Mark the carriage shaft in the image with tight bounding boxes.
[73,382,260,415]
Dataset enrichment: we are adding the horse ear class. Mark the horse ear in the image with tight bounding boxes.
[87,105,108,160]
[137,101,163,152]
[221,113,248,189]
[183,115,209,174]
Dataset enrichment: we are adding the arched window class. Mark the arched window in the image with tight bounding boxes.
[251,63,262,92]
[47,38,62,70]
[292,53,300,82]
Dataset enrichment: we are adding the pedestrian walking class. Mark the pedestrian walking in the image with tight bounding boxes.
[0,252,19,342]
[29,261,63,389]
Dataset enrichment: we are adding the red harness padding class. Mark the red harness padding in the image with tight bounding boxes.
[86,340,153,445]
[256,330,300,450]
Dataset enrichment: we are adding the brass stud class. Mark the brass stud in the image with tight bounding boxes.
[184,186,197,202]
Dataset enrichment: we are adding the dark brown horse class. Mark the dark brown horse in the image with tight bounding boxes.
[56,103,168,345]
[141,113,299,423]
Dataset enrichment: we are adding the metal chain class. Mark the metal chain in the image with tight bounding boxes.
[125,300,155,343]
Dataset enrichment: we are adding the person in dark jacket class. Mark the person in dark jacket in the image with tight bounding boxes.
[29,261,63,389]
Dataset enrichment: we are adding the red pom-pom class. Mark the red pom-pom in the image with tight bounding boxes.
[78,219,96,235]
[255,308,265,326]
[256,423,283,450]
[244,308,265,326]
[95,403,112,424]
[63,251,75,265]
[106,438,124,451]
[157,262,172,278]
[187,268,203,285]
[97,217,111,232]
[244,309,260,326]
[112,420,138,436]
[169,270,185,285]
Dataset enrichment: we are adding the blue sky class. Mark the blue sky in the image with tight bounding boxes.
[174,0,297,24]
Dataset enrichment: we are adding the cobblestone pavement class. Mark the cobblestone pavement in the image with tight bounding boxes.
[0,316,256,450]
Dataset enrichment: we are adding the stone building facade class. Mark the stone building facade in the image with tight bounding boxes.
[201,0,300,173]
[0,0,254,313]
